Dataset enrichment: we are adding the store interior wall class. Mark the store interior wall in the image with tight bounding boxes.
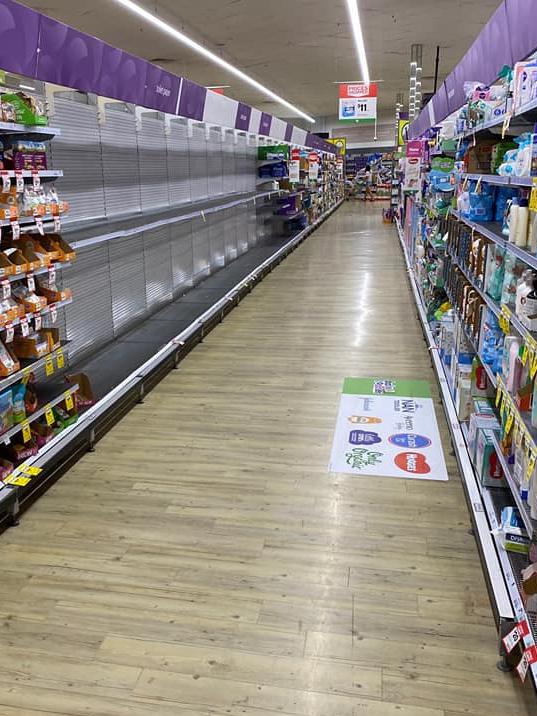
[314,115,396,149]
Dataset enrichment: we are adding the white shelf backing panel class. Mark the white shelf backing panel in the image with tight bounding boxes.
[191,213,211,282]
[166,119,191,207]
[100,105,142,218]
[138,114,170,213]
[62,243,115,363]
[208,210,226,272]
[223,206,239,263]
[222,130,237,196]
[189,123,209,202]
[236,203,249,256]
[109,233,147,336]
[247,201,258,249]
[143,225,173,312]
[49,96,106,223]
[207,127,224,198]
[244,135,257,193]
[170,219,194,297]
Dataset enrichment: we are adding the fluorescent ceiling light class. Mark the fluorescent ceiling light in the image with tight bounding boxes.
[206,85,231,89]
[19,84,36,91]
[110,0,315,123]
[344,0,370,85]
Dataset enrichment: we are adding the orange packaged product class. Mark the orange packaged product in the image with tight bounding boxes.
[3,248,29,275]
[37,275,71,303]
[38,234,75,262]
[11,283,47,313]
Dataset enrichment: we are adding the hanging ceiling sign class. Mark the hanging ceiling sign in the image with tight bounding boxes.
[338,83,377,124]
[327,137,347,157]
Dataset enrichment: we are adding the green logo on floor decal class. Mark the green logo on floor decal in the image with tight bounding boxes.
[345,447,383,470]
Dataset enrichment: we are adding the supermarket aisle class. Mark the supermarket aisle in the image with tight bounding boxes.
[0,203,531,716]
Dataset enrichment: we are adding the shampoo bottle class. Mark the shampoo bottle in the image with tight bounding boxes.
[515,197,530,247]
[508,198,519,243]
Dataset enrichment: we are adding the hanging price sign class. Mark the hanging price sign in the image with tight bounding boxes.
[27,273,35,292]
[521,343,529,366]
[34,313,42,331]
[1,171,10,193]
[10,220,20,240]
[499,305,511,334]
[18,464,41,477]
[516,646,537,682]
[531,352,537,381]
[5,475,30,487]
[495,383,503,408]
[56,348,65,370]
[21,420,31,444]
[49,303,57,323]
[5,322,14,343]
[530,178,537,213]
[53,216,61,233]
[32,171,40,189]
[48,265,56,284]
[44,403,54,427]
[505,410,515,436]
[35,216,44,236]
[503,624,522,653]
[1,280,10,300]
[14,170,24,193]
[527,450,537,481]
[64,391,74,411]
[44,354,54,376]
[20,316,29,338]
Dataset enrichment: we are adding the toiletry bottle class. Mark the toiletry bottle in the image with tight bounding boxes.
[507,337,522,393]
[529,210,537,253]
[522,275,537,323]
[508,198,519,243]
[515,197,530,247]
[516,269,534,317]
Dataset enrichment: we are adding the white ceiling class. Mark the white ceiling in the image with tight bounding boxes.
[25,0,501,125]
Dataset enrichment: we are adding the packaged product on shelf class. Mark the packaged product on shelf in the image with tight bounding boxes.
[52,403,78,431]
[519,274,537,330]
[11,330,50,359]
[20,235,59,263]
[11,282,47,313]
[3,248,30,276]
[485,245,505,301]
[0,458,13,482]
[67,373,94,410]
[36,276,71,304]
[0,294,24,322]
[11,238,51,270]
[38,234,76,262]
[6,438,38,463]
[0,92,47,126]
[455,376,473,421]
[502,256,526,309]
[0,390,13,435]
[2,140,48,171]
[497,506,529,554]
[32,419,55,448]
[11,383,26,424]
[470,356,494,398]
[0,185,19,217]
[467,409,499,462]
[0,339,19,376]
[521,564,537,612]
[474,427,506,487]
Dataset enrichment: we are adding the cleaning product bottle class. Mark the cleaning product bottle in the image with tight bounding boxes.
[531,379,537,428]
[509,198,519,243]
[515,197,530,247]
[516,269,534,317]
[522,274,537,325]
[506,337,522,393]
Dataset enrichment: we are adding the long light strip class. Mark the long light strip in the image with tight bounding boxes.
[110,0,315,123]
[344,0,370,85]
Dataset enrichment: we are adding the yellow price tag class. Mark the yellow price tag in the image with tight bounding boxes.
[531,354,537,380]
[44,404,54,427]
[56,349,65,370]
[495,384,502,408]
[505,411,514,436]
[499,306,511,334]
[44,354,54,377]
[5,475,30,487]
[521,343,529,366]
[64,391,74,411]
[527,452,537,480]
[20,465,41,477]
[530,178,537,213]
[21,366,32,385]
[501,112,512,139]
[21,420,31,444]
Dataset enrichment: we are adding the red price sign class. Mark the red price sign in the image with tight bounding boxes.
[10,220,20,240]
[14,170,24,193]
[32,171,40,189]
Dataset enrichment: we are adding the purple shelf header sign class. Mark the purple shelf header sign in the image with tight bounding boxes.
[0,0,336,153]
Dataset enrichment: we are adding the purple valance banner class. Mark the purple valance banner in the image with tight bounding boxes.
[178,78,207,121]
[409,0,537,137]
[259,112,272,136]
[0,0,40,77]
[235,102,251,131]
[0,0,324,146]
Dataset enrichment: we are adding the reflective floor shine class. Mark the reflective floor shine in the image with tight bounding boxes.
[0,203,532,715]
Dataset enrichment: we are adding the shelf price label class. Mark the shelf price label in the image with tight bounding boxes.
[44,403,54,427]
[531,352,537,381]
[505,410,515,436]
[54,216,61,233]
[27,273,35,293]
[516,646,537,683]
[34,313,42,331]
[48,265,56,284]
[1,171,10,193]
[1,280,10,300]
[17,463,41,477]
[495,383,503,408]
[5,474,30,487]
[5,322,14,344]
[10,220,20,241]
[64,391,74,411]
[521,343,529,366]
[14,171,24,193]
[49,303,57,323]
[44,354,54,377]
[32,171,40,189]
[503,624,522,653]
[527,451,537,481]
[20,316,29,338]
[21,420,31,444]
[530,178,537,213]
[56,348,65,370]
[499,306,511,334]
[35,216,44,236]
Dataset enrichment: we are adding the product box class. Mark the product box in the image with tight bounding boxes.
[37,234,75,263]
[465,139,497,173]
[521,563,537,612]
[474,427,506,487]
[473,397,495,415]
[467,411,500,462]
[455,377,473,421]
[470,359,494,398]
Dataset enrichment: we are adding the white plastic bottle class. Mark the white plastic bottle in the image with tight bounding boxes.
[515,197,530,247]
[516,269,534,317]
[529,211,537,253]
[509,198,519,243]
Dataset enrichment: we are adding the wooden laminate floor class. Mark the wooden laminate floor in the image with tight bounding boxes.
[0,203,533,715]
